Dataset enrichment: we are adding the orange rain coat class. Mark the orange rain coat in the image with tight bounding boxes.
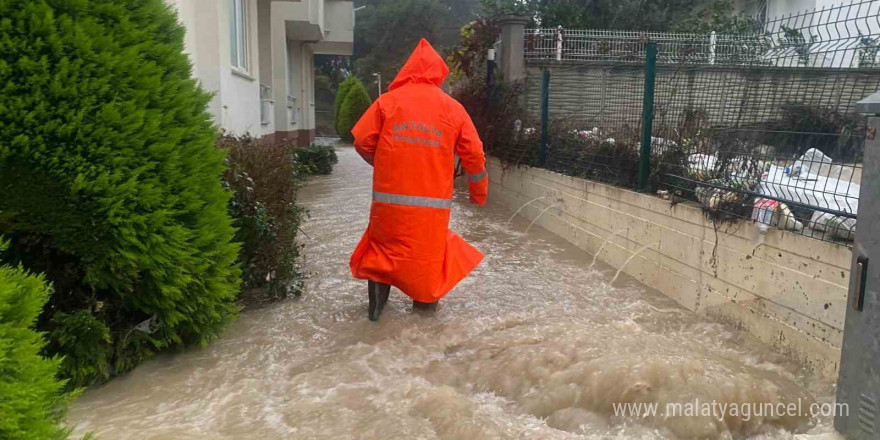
[349,38,488,303]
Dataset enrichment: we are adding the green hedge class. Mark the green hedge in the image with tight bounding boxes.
[0,0,240,387]
[337,79,373,142]
[295,144,339,175]
[334,76,358,137]
[0,242,71,440]
[220,134,307,301]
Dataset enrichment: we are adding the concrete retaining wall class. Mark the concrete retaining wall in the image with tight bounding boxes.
[522,61,880,131]
[489,157,852,378]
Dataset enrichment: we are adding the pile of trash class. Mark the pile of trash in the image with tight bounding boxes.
[508,119,859,241]
[685,148,858,241]
[570,127,616,145]
[758,148,858,240]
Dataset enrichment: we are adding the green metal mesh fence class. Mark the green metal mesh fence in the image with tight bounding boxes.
[499,0,880,244]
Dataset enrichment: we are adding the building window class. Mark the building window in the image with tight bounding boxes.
[230,0,248,70]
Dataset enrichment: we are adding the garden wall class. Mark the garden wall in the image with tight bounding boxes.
[522,61,880,131]
[489,157,852,379]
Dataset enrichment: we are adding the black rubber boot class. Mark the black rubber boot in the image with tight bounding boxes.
[378,283,391,313]
[368,281,391,322]
[413,300,439,312]
[368,281,381,321]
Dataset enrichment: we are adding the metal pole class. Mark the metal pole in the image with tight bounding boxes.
[637,42,658,192]
[372,72,382,96]
[487,48,496,86]
[485,48,496,111]
[539,69,550,166]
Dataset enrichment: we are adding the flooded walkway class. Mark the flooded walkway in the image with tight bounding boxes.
[68,146,837,439]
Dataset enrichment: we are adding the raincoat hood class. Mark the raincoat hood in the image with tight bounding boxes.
[388,38,449,91]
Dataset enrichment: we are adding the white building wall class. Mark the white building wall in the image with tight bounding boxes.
[257,0,272,87]
[169,0,200,69]
[169,0,352,142]
[256,0,275,136]
[219,0,262,135]
[167,0,222,121]
[167,0,262,136]
[766,0,817,17]
[285,40,317,133]
[308,47,316,132]
[314,0,355,55]
[287,39,303,132]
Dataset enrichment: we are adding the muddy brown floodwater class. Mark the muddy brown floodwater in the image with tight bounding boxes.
[68,145,840,440]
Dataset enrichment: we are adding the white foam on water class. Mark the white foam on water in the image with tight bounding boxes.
[66,148,836,439]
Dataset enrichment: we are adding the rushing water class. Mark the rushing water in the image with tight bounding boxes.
[67,145,839,440]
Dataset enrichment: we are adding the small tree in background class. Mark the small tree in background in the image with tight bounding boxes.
[338,79,373,142]
[351,0,480,86]
[0,241,71,440]
[0,0,240,387]
[334,76,358,137]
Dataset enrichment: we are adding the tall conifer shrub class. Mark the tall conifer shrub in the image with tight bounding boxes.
[0,0,240,386]
[334,76,357,138]
[337,79,373,142]
[0,241,71,440]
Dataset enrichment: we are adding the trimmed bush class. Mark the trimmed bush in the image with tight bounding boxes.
[295,144,339,175]
[0,241,71,440]
[0,0,240,387]
[220,134,307,301]
[338,79,373,142]
[334,76,358,137]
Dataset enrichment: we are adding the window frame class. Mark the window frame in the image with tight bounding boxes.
[230,0,249,72]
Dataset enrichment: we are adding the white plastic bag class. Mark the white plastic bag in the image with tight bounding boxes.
[811,210,856,240]
[793,148,833,177]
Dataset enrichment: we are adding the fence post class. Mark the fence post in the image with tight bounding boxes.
[497,15,530,83]
[637,42,658,192]
[556,26,563,61]
[540,69,550,166]
[709,31,717,65]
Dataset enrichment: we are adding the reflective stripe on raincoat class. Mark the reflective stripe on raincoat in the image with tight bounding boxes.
[349,38,488,303]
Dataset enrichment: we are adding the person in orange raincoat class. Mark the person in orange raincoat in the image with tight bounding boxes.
[349,38,488,321]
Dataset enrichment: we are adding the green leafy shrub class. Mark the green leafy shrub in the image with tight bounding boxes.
[0,242,71,440]
[334,76,358,137]
[220,134,307,301]
[45,311,112,387]
[0,0,240,387]
[337,79,373,142]
[295,144,339,175]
